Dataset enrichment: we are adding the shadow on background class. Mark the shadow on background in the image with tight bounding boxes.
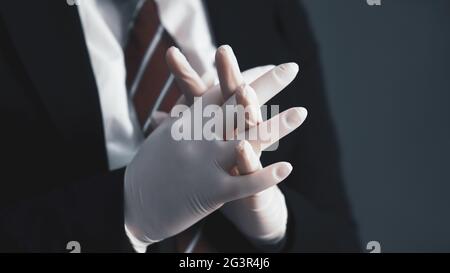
[302,0,450,252]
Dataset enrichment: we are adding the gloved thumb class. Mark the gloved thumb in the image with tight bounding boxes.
[225,162,293,201]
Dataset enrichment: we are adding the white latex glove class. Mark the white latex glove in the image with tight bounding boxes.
[124,47,305,248]
[166,45,307,246]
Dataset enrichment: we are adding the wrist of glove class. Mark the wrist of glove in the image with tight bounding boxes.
[222,186,288,246]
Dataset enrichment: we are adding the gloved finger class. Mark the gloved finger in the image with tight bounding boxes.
[221,62,299,110]
[237,107,308,153]
[250,62,299,105]
[235,140,262,175]
[235,84,263,131]
[226,162,293,201]
[229,135,262,181]
[216,45,244,100]
[220,140,261,176]
[199,65,275,108]
[166,47,207,104]
[242,65,275,84]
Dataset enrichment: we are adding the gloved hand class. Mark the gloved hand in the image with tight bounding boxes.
[124,46,305,249]
[166,45,307,247]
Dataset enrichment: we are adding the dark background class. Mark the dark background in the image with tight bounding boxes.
[302,0,450,252]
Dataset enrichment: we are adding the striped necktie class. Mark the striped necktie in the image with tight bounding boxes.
[125,0,180,135]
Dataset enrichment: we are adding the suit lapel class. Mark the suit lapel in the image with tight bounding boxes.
[0,1,108,170]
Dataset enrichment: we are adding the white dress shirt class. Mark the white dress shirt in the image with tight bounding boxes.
[77,0,217,171]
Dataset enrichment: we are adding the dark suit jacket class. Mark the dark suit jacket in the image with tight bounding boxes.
[0,0,360,252]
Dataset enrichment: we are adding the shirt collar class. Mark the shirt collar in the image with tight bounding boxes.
[153,0,216,77]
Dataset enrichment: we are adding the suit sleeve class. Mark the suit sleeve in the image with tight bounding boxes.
[0,169,134,253]
[0,14,134,253]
